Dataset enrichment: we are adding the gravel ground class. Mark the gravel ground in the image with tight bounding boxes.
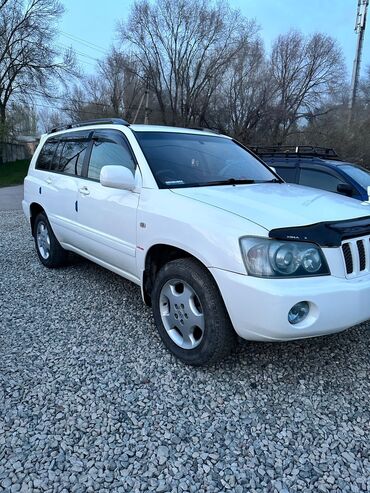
[0,211,369,493]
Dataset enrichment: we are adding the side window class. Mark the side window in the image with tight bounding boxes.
[51,132,90,176]
[274,166,296,183]
[299,168,344,193]
[87,130,135,181]
[35,140,58,170]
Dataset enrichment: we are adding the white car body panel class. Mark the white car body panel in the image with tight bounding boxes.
[172,182,370,230]
[23,124,370,342]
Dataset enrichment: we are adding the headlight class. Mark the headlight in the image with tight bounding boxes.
[240,237,330,278]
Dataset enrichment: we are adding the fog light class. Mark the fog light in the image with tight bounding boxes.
[288,301,309,325]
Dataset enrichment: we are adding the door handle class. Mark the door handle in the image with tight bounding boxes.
[45,178,52,184]
[79,186,90,196]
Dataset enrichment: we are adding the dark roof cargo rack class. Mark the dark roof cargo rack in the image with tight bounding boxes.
[49,118,130,134]
[249,145,339,160]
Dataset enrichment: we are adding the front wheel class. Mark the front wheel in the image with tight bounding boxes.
[152,258,237,365]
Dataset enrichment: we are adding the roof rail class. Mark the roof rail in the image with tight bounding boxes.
[187,126,220,134]
[249,145,339,160]
[49,118,130,134]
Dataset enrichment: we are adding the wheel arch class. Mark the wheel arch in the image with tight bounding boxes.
[142,243,210,306]
[30,202,45,235]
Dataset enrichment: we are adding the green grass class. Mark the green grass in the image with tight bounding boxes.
[0,159,30,187]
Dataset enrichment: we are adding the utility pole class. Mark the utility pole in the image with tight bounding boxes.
[132,92,145,124]
[144,81,150,125]
[348,0,369,122]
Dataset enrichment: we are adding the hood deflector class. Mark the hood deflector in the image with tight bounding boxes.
[269,215,370,247]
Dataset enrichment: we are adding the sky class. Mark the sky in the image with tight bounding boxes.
[58,0,369,79]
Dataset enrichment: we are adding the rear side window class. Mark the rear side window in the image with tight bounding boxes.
[87,130,135,181]
[274,167,297,182]
[35,140,57,170]
[51,132,90,176]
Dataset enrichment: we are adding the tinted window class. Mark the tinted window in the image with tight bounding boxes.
[299,169,344,193]
[275,167,296,182]
[340,164,370,190]
[87,130,135,181]
[36,140,57,170]
[135,132,276,188]
[51,132,90,176]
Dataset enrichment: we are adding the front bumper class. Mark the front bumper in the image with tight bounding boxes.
[210,268,370,341]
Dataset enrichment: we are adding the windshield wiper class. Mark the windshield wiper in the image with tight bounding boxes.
[201,178,257,187]
[201,178,282,186]
[167,177,282,189]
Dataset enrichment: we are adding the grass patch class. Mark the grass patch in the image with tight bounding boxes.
[0,159,30,187]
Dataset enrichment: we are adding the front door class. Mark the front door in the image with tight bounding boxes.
[74,129,140,279]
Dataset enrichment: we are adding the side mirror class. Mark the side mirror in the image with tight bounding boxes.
[337,183,354,197]
[100,165,135,191]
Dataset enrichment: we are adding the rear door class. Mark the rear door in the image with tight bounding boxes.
[74,129,140,279]
[33,138,59,220]
[45,130,91,245]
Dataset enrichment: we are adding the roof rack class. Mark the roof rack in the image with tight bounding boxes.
[249,145,339,160]
[49,118,130,134]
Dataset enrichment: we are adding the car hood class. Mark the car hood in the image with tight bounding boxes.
[171,183,370,231]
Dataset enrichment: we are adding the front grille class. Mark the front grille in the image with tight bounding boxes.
[341,236,370,277]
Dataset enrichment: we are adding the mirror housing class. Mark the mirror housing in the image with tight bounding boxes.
[100,165,135,191]
[337,183,354,197]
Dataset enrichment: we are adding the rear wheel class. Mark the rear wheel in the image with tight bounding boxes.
[34,212,68,268]
[152,258,237,365]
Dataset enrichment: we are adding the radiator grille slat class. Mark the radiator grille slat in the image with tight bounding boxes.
[357,240,366,271]
[342,243,353,274]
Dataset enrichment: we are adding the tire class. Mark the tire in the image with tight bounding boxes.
[152,258,237,366]
[33,212,68,268]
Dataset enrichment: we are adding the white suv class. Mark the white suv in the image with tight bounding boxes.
[23,119,370,365]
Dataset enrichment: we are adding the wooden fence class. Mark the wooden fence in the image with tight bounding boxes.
[0,142,32,164]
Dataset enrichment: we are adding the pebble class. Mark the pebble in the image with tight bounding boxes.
[0,211,369,492]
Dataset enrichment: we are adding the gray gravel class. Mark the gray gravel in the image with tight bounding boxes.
[0,211,369,493]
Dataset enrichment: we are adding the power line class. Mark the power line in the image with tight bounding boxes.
[59,30,109,56]
[56,43,99,67]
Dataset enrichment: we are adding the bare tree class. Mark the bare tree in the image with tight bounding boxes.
[119,0,258,126]
[63,49,143,122]
[96,49,142,120]
[0,0,75,138]
[37,107,65,133]
[209,39,272,143]
[269,30,345,142]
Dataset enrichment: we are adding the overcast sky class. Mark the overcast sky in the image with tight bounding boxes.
[58,0,369,79]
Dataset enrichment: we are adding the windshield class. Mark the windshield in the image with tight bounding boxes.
[134,131,277,188]
[341,164,370,190]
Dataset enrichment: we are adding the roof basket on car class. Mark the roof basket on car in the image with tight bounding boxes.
[48,118,130,134]
[249,145,339,160]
